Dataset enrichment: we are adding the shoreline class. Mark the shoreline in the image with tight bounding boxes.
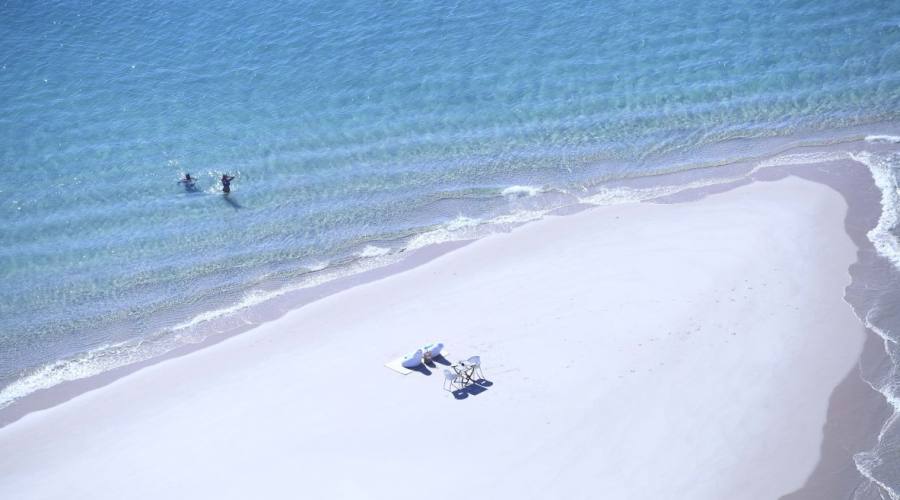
[2,131,896,428]
[0,160,888,498]
[4,122,900,419]
[667,157,897,499]
[0,238,477,428]
[4,121,900,414]
[782,330,892,500]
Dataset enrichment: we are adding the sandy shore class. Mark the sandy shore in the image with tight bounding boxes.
[0,175,868,499]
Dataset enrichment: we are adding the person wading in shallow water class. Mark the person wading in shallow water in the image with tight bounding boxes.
[178,173,197,190]
[221,174,235,194]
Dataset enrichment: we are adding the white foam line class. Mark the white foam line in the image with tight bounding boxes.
[171,257,399,333]
[576,151,851,207]
[751,150,850,171]
[850,151,900,269]
[0,255,405,409]
[406,210,554,251]
[0,340,139,409]
[854,448,900,500]
[405,215,482,251]
[847,146,900,500]
[501,185,543,197]
[866,135,900,144]
[357,245,391,258]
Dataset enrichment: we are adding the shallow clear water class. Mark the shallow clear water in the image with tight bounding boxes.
[2,1,900,495]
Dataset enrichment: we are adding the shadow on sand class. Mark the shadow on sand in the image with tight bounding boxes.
[409,354,453,376]
[451,379,494,400]
[409,364,432,376]
[426,354,452,367]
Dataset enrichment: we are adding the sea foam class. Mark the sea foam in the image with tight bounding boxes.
[575,150,853,207]
[501,185,543,197]
[0,255,405,410]
[851,151,900,269]
[752,151,850,170]
[406,216,481,250]
[358,245,392,258]
[0,340,144,410]
[866,135,900,144]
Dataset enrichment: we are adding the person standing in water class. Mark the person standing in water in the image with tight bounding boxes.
[178,173,197,191]
[221,174,235,194]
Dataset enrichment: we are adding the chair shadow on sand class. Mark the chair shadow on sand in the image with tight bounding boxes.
[426,354,451,367]
[451,379,494,400]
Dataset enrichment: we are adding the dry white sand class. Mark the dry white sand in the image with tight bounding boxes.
[0,176,865,499]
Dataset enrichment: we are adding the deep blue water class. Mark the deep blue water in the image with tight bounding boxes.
[2,1,900,494]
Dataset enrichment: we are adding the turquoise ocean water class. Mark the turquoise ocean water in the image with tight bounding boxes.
[2,1,900,495]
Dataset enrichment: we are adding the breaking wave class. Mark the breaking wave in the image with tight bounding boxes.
[866,135,900,144]
[501,185,543,197]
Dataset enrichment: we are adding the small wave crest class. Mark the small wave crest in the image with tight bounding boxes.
[489,210,547,225]
[168,261,336,334]
[577,186,661,205]
[855,444,900,500]
[0,257,420,410]
[357,245,391,258]
[405,210,550,251]
[752,151,850,170]
[577,174,747,206]
[406,215,482,251]
[866,135,900,144]
[0,340,150,410]
[501,185,543,198]
[307,261,329,272]
[574,149,854,210]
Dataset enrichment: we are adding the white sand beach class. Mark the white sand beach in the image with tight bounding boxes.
[0,176,866,499]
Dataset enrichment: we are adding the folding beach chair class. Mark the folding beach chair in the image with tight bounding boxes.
[466,356,485,380]
[443,369,466,392]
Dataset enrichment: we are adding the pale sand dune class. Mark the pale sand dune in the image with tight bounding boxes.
[0,176,864,499]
